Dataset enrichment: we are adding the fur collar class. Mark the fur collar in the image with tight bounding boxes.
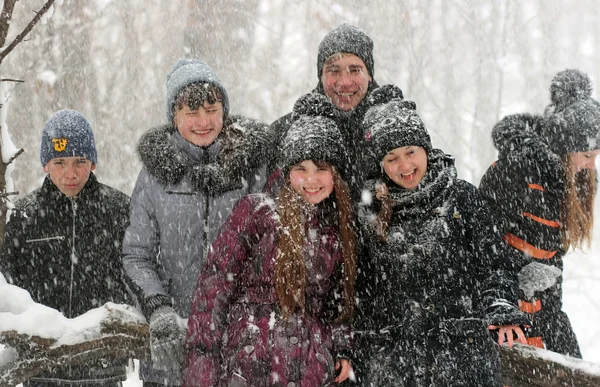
[137,115,269,194]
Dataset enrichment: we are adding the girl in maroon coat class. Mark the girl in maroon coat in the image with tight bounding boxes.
[183,97,357,387]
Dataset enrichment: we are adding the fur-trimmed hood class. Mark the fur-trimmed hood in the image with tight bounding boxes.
[137,115,269,194]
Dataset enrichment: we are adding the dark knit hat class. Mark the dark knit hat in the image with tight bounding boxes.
[40,109,97,166]
[363,99,432,162]
[279,93,349,178]
[165,58,229,123]
[543,69,600,154]
[317,23,374,80]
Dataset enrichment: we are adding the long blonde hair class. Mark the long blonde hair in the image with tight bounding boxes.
[275,163,357,322]
[561,154,596,250]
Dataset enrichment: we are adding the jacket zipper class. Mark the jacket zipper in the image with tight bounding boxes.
[69,198,78,319]
[202,151,210,260]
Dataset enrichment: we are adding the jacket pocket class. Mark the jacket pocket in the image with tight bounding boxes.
[432,318,502,386]
[164,190,201,205]
[26,235,65,243]
[223,321,267,385]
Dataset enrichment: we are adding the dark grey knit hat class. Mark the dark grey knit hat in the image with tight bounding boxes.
[317,23,374,80]
[279,93,348,178]
[165,58,229,123]
[543,69,600,154]
[363,99,432,162]
[40,109,97,166]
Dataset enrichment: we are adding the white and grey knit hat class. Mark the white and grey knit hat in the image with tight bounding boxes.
[279,93,349,178]
[40,109,97,166]
[543,69,600,154]
[363,99,432,163]
[165,58,229,123]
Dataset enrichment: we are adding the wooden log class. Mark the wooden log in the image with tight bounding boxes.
[0,304,150,387]
[3,304,600,386]
[499,344,600,387]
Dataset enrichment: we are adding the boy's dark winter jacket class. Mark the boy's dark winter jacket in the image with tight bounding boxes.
[355,150,528,387]
[479,113,582,357]
[1,173,130,385]
[183,193,351,387]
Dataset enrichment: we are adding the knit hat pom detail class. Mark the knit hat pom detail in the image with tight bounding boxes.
[550,69,593,111]
[293,92,337,119]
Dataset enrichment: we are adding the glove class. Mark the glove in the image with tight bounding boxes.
[149,305,188,372]
[518,261,562,300]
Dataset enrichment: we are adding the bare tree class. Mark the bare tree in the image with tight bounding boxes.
[0,0,56,247]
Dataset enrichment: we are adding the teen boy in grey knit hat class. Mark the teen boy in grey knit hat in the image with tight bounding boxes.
[1,109,131,387]
[122,58,269,386]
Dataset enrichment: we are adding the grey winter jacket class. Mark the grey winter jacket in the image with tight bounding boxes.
[122,116,269,385]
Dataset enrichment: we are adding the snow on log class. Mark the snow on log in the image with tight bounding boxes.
[0,281,149,386]
[2,279,600,386]
[499,344,600,387]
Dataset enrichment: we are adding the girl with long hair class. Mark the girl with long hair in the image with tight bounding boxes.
[479,69,600,357]
[355,99,529,386]
[182,97,357,386]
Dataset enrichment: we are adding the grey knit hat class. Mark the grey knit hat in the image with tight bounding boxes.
[165,58,229,123]
[317,23,374,80]
[363,99,432,162]
[279,93,349,178]
[40,109,97,166]
[543,69,600,154]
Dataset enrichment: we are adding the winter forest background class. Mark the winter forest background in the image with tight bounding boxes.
[2,0,600,374]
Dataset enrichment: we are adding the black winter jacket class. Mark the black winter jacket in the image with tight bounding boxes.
[1,173,131,385]
[355,150,528,387]
[479,113,581,357]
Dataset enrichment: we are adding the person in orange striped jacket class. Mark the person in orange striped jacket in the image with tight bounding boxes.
[479,69,600,358]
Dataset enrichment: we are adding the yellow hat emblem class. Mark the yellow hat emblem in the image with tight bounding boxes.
[52,138,68,152]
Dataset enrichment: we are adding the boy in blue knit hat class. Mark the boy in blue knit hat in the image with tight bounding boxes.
[0,109,131,387]
[122,59,269,386]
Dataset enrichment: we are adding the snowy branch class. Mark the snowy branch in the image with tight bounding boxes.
[0,0,17,48]
[6,147,23,166]
[0,0,56,65]
[0,191,18,198]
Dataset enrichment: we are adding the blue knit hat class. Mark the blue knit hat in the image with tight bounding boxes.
[40,109,97,166]
[165,59,229,123]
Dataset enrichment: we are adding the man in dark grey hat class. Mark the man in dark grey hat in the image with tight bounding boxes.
[0,109,131,387]
[267,23,404,199]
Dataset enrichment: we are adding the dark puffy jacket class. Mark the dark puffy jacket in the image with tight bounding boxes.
[479,113,581,357]
[267,82,406,199]
[1,173,130,385]
[355,150,528,387]
[183,194,351,387]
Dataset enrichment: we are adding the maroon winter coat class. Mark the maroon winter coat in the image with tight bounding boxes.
[182,193,351,387]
